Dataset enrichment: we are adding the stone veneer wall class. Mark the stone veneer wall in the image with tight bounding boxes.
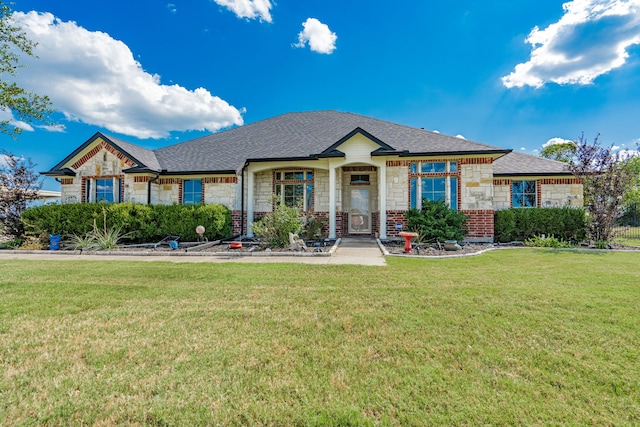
[385,165,409,211]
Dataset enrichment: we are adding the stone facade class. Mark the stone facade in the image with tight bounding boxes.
[49,133,584,243]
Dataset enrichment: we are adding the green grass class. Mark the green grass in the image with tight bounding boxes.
[1,250,639,425]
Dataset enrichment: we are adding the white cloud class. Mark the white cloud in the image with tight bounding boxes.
[294,18,337,54]
[213,0,272,22]
[0,107,34,132]
[543,137,576,148]
[10,11,244,139]
[502,0,640,88]
[167,3,177,14]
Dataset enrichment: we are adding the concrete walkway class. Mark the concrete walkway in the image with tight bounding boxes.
[0,237,387,266]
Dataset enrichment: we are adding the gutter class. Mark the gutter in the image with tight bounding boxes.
[147,172,161,204]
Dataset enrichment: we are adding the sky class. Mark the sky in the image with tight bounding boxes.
[2,0,640,190]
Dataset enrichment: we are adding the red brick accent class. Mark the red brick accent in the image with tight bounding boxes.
[493,179,511,186]
[231,210,244,236]
[134,176,150,183]
[462,210,494,239]
[71,141,136,169]
[158,178,182,184]
[460,157,493,165]
[343,166,376,172]
[539,178,581,185]
[203,177,237,184]
[385,210,408,238]
[537,182,542,208]
[60,178,74,185]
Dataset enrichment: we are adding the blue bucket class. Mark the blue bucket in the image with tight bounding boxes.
[49,234,61,251]
[169,240,179,250]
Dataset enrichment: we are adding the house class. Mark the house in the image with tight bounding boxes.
[43,111,583,242]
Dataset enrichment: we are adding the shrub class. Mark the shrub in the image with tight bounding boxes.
[252,199,305,248]
[494,207,587,243]
[405,199,468,243]
[524,235,575,248]
[21,203,232,243]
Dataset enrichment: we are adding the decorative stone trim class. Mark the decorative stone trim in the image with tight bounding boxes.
[60,178,74,185]
[158,178,182,184]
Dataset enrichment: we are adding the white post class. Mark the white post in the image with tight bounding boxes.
[329,164,337,239]
[378,163,387,240]
[246,169,255,237]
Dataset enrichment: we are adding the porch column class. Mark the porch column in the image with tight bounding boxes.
[329,164,337,239]
[378,162,387,240]
[246,169,255,237]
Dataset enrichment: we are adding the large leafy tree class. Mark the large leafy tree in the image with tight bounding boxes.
[0,1,53,137]
[540,141,577,163]
[568,134,636,243]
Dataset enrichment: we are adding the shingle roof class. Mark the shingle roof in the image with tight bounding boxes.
[52,111,569,177]
[493,152,572,176]
[103,134,161,172]
[154,111,510,173]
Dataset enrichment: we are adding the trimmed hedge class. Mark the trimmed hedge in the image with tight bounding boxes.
[494,207,587,243]
[21,202,233,243]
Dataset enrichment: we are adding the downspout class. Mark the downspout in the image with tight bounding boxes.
[240,162,248,236]
[147,172,161,204]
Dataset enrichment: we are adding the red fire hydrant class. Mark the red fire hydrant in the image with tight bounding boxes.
[398,231,418,253]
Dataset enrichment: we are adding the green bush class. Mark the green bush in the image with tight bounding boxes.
[405,199,468,243]
[252,199,305,248]
[524,235,575,248]
[494,207,587,243]
[21,202,232,243]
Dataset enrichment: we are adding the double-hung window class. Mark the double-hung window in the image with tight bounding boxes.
[85,177,122,203]
[409,161,458,210]
[183,179,203,205]
[512,180,536,207]
[275,170,313,210]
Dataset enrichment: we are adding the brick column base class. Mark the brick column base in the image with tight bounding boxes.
[462,209,494,242]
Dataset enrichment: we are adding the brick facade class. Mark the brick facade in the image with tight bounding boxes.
[462,210,494,240]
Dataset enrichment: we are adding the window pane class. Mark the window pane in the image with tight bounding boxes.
[95,179,114,203]
[410,163,417,174]
[421,162,446,173]
[183,179,202,205]
[450,177,458,210]
[524,194,536,207]
[525,181,536,194]
[306,184,313,210]
[307,172,313,180]
[512,193,523,208]
[421,177,446,202]
[450,162,458,172]
[410,178,417,209]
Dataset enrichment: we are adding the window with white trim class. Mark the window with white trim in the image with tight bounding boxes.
[274,170,313,210]
[85,177,122,203]
[512,180,536,207]
[183,179,203,205]
[409,161,458,210]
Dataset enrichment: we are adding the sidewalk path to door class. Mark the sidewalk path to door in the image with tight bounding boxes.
[0,238,387,266]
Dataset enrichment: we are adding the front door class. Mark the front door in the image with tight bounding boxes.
[349,188,370,234]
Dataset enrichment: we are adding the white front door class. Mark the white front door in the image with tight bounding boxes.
[349,188,370,234]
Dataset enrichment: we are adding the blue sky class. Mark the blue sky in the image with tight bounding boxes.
[3,0,640,190]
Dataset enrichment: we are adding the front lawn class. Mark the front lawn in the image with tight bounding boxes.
[1,250,639,425]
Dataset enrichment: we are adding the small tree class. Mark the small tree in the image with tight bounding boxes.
[251,196,305,247]
[568,134,636,243]
[0,150,42,237]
